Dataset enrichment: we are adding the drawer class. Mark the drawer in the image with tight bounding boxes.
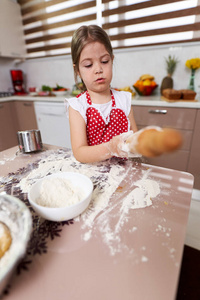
[133,106,197,130]
[142,150,189,172]
[137,125,193,151]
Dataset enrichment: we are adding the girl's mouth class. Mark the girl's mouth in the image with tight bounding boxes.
[96,78,105,83]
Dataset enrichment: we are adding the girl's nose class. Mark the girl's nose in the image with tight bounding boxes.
[95,63,103,74]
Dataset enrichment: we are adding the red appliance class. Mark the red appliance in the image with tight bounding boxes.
[10,70,26,95]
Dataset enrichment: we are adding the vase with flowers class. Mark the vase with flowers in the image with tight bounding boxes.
[185,58,200,91]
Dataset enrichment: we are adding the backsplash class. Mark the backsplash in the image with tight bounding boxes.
[1,43,200,99]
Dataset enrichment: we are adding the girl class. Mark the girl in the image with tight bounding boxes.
[66,25,138,163]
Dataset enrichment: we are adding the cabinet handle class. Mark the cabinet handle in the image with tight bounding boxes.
[0,104,4,109]
[23,102,32,106]
[40,112,64,117]
[148,109,167,114]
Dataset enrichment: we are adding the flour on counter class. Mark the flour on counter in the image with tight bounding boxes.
[0,153,17,165]
[18,150,160,256]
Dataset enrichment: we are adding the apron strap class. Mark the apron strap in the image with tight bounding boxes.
[86,90,116,106]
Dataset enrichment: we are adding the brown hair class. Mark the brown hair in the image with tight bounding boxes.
[71,25,113,90]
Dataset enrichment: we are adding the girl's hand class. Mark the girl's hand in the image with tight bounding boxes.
[107,133,132,158]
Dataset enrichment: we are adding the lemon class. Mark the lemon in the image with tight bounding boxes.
[143,79,151,86]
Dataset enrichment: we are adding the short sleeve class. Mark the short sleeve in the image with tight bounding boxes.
[64,94,88,123]
[111,89,132,117]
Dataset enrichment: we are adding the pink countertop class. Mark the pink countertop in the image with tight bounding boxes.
[0,146,194,300]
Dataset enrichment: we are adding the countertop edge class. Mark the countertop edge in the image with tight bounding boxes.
[0,95,200,108]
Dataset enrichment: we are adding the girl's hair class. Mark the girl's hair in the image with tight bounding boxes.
[71,25,113,90]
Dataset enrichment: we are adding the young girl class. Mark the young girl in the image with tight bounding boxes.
[66,25,138,163]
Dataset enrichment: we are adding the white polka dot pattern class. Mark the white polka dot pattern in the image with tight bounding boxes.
[85,91,128,145]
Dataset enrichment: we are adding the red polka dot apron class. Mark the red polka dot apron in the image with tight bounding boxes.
[85,90,128,146]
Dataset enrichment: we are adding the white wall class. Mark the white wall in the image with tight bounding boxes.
[1,42,200,99]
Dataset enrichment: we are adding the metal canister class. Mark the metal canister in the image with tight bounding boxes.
[17,130,43,153]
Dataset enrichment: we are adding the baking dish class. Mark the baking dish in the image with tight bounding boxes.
[0,193,32,295]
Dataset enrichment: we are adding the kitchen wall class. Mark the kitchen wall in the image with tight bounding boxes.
[1,42,200,99]
[0,58,18,92]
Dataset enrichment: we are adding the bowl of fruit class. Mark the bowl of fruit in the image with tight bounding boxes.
[133,74,158,96]
[52,84,69,96]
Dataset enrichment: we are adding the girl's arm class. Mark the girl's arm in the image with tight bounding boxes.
[128,106,138,132]
[69,106,126,163]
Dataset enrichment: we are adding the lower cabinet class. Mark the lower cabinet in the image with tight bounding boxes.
[0,100,38,152]
[0,102,18,151]
[187,109,200,189]
[12,101,38,131]
[133,105,199,189]
[1,100,199,189]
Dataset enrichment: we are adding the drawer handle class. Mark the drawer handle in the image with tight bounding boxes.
[148,109,167,114]
[23,102,32,106]
[40,112,64,117]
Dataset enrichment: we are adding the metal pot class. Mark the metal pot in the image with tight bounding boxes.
[17,130,43,153]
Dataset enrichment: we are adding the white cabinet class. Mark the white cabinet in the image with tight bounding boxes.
[34,102,71,149]
[0,0,26,59]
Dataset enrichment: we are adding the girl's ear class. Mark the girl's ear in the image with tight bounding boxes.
[73,63,78,74]
[73,64,81,79]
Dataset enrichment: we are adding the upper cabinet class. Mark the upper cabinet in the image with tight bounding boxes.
[0,0,26,59]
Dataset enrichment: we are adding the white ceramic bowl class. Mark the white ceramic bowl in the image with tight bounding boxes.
[28,172,93,222]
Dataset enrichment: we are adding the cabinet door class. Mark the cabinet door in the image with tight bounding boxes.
[143,151,189,171]
[187,110,200,189]
[0,102,18,151]
[12,101,38,131]
[0,0,26,58]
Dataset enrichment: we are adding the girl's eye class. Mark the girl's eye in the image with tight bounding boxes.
[85,64,92,68]
[102,60,109,64]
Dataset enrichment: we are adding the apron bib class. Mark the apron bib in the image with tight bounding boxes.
[85,90,128,145]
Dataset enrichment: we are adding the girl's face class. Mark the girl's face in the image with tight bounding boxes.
[78,41,113,95]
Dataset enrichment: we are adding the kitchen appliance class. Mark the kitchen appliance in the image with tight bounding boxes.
[34,102,71,148]
[10,70,26,95]
[17,130,43,153]
[0,92,13,97]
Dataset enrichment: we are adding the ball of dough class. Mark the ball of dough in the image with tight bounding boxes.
[0,222,12,258]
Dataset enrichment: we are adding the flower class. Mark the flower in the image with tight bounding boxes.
[185,58,200,70]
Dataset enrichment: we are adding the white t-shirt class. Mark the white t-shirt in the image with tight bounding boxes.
[65,89,132,129]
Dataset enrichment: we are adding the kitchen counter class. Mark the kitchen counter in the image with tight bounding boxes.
[0,94,200,108]
[0,95,65,103]
[0,145,194,300]
[132,95,200,108]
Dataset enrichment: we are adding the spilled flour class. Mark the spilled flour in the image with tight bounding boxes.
[18,150,160,256]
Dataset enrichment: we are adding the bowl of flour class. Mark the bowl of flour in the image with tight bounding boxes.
[28,172,93,221]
